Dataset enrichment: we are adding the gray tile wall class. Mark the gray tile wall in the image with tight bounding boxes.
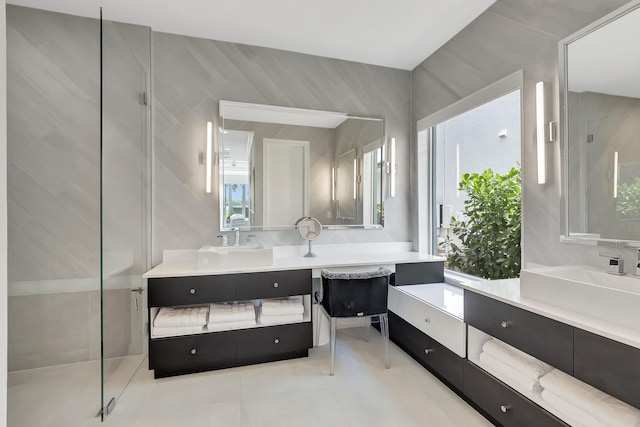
[152,33,411,265]
[410,0,634,269]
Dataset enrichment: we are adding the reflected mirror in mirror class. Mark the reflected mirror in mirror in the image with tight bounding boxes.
[561,2,640,244]
[219,101,385,231]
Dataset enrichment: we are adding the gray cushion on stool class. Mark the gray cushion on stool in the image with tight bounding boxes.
[320,268,392,280]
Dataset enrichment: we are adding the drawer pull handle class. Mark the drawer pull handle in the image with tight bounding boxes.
[424,348,434,355]
[274,338,280,344]
[500,404,511,413]
[190,348,197,355]
[501,320,511,328]
[273,282,279,288]
[190,288,196,295]
[425,318,431,323]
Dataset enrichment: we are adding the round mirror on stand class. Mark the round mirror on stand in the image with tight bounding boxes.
[295,217,322,258]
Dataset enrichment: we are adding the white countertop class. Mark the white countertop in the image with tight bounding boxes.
[452,276,640,351]
[143,242,444,278]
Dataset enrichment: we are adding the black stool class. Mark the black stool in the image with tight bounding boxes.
[317,268,392,375]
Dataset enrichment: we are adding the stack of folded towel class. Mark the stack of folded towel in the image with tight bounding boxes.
[153,306,208,337]
[478,339,553,392]
[540,369,640,427]
[259,297,304,325]
[207,302,256,331]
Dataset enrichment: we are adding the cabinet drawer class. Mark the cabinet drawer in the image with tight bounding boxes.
[148,275,236,307]
[463,362,569,427]
[464,291,573,374]
[394,262,444,286]
[237,323,312,359]
[236,269,311,300]
[388,285,465,356]
[388,311,463,390]
[149,332,236,378]
[574,329,640,409]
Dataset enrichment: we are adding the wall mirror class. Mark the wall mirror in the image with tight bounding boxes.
[219,101,385,231]
[560,0,640,246]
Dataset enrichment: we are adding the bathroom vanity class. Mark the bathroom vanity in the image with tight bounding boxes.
[380,264,640,427]
[143,243,444,379]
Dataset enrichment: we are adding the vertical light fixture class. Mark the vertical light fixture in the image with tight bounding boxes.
[536,81,546,184]
[613,151,619,198]
[353,158,357,199]
[390,137,396,197]
[455,143,460,198]
[331,167,335,201]
[206,121,213,193]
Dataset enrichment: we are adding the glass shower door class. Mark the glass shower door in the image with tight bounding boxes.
[99,12,150,420]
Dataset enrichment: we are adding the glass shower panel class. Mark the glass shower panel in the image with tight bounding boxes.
[100,14,150,420]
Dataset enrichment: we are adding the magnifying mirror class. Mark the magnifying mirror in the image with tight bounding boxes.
[295,217,322,258]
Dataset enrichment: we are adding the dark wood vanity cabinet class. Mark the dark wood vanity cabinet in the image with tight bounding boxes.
[464,291,574,375]
[394,261,444,286]
[147,269,313,378]
[388,311,463,390]
[574,328,640,409]
[464,362,569,427]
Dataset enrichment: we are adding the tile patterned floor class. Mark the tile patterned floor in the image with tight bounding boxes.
[9,329,493,426]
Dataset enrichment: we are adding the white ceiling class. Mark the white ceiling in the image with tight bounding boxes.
[7,0,495,70]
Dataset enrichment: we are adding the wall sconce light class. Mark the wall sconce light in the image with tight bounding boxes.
[206,121,213,193]
[389,137,396,197]
[613,151,619,199]
[353,158,357,199]
[536,81,546,185]
[331,167,335,201]
[455,143,460,198]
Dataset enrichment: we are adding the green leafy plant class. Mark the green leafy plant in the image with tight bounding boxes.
[442,165,521,279]
[617,177,640,219]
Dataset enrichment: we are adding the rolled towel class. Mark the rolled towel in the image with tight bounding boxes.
[206,320,256,332]
[541,389,608,427]
[154,306,209,328]
[261,298,304,316]
[152,325,204,338]
[209,302,256,323]
[259,313,304,325]
[478,352,543,393]
[540,369,640,427]
[482,339,553,381]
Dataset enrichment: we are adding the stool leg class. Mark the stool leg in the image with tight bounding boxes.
[381,313,390,369]
[315,304,320,347]
[364,317,369,342]
[330,317,337,375]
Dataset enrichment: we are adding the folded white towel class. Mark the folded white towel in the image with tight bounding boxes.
[206,320,256,332]
[478,352,543,393]
[540,369,640,427]
[259,313,304,325]
[541,389,608,427]
[209,303,256,323]
[152,325,204,338]
[154,306,209,328]
[482,339,553,381]
[261,298,304,316]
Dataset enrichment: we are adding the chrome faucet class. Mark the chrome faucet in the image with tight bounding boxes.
[599,252,624,275]
[217,234,228,246]
[232,227,240,246]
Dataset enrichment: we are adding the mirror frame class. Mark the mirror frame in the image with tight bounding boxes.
[218,100,387,231]
[559,0,640,248]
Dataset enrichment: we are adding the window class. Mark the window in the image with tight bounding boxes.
[416,71,523,279]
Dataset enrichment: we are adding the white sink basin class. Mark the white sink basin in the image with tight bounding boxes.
[520,265,640,331]
[197,243,273,269]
